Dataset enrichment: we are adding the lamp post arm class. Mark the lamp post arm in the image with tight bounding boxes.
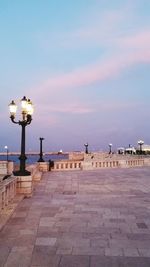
[26,115,32,125]
[10,115,19,124]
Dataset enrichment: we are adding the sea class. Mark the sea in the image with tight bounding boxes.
[0,153,69,164]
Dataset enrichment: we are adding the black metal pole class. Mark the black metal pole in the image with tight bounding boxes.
[6,148,8,162]
[109,145,112,154]
[38,137,45,162]
[6,148,8,175]
[13,122,30,176]
[84,144,88,154]
[140,144,142,154]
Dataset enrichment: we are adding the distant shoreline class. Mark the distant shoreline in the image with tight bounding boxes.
[0,152,69,156]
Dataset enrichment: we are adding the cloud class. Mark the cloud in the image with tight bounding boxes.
[34,102,95,117]
[30,44,150,98]
[28,3,150,109]
[46,104,95,114]
[38,4,131,50]
[117,29,150,49]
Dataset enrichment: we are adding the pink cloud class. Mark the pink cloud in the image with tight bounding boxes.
[30,46,150,98]
[117,30,150,49]
[29,4,150,103]
[34,102,95,116]
[46,104,95,114]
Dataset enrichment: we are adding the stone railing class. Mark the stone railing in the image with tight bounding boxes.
[37,160,82,172]
[52,160,82,171]
[0,163,43,214]
[36,156,148,172]
[0,176,17,211]
[89,158,145,169]
[0,161,14,178]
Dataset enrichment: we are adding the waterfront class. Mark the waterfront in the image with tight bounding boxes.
[0,153,68,164]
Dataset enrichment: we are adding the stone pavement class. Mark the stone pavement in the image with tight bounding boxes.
[1,167,150,266]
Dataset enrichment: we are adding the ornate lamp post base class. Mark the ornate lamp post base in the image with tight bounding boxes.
[13,169,31,176]
[38,158,45,162]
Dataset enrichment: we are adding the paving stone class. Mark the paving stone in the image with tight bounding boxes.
[72,246,105,256]
[56,247,72,255]
[139,249,150,257]
[123,248,140,257]
[90,238,108,248]
[90,256,150,267]
[39,217,55,227]
[0,245,11,266]
[35,237,57,246]
[105,247,124,256]
[31,246,59,266]
[4,246,33,267]
[59,255,90,267]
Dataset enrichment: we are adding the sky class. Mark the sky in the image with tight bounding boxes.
[0,0,150,153]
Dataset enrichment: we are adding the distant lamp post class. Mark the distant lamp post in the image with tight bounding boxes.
[138,140,144,155]
[84,143,88,154]
[4,145,9,161]
[109,143,112,154]
[9,96,34,176]
[4,145,9,175]
[38,137,45,162]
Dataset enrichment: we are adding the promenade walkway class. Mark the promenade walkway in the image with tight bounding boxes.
[1,168,150,266]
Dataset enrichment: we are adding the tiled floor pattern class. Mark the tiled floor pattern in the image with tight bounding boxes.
[1,167,150,266]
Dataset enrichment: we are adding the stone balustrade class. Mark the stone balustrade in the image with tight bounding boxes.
[52,160,81,171]
[0,176,17,211]
[36,156,148,172]
[90,159,145,169]
[36,160,82,172]
[0,164,43,211]
[0,161,14,177]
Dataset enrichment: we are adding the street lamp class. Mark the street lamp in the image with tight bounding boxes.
[9,96,34,176]
[4,145,9,175]
[109,143,112,154]
[38,137,45,162]
[84,143,88,154]
[4,145,9,162]
[137,140,144,155]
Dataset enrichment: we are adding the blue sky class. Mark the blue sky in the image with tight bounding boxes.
[0,0,150,152]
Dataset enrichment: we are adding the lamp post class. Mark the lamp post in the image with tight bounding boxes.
[9,96,34,176]
[109,143,112,154]
[138,140,144,155]
[84,143,88,154]
[4,145,9,162]
[38,137,45,162]
[4,145,9,175]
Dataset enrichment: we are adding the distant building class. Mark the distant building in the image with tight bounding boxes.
[140,145,150,154]
[125,147,136,154]
[117,147,125,154]
[117,146,136,154]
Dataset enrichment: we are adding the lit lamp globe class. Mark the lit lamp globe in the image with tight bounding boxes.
[9,100,17,117]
